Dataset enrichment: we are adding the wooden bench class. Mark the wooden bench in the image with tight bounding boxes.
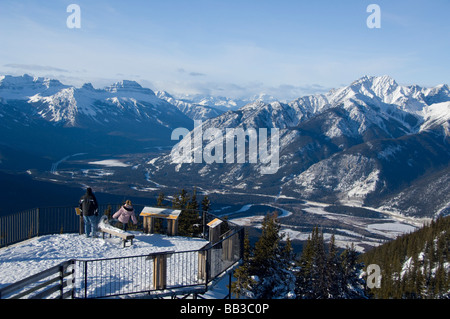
[99,227,135,248]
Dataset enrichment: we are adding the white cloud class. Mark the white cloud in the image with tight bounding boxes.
[4,64,69,73]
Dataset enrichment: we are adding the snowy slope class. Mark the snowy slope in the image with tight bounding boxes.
[420,101,450,135]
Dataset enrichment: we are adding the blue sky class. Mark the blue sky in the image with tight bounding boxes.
[1,0,449,99]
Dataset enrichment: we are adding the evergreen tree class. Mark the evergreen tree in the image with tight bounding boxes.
[340,243,366,298]
[231,230,256,298]
[156,192,165,207]
[234,212,295,299]
[153,192,165,233]
[296,228,367,299]
[186,188,202,236]
[175,188,202,237]
[201,195,210,213]
[282,237,295,269]
[189,187,199,212]
[326,235,344,298]
[231,220,372,299]
[252,216,274,268]
[251,213,282,276]
[176,189,189,208]
[295,226,328,298]
[200,195,210,239]
[251,213,295,298]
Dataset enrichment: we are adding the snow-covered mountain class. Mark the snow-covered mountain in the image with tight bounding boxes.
[0,74,194,156]
[170,93,249,112]
[1,74,449,218]
[147,76,450,218]
[155,91,283,121]
[155,90,223,121]
[0,74,191,128]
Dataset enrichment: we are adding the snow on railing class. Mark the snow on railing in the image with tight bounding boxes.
[0,260,75,299]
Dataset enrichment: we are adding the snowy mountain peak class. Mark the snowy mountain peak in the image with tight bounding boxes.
[81,83,96,91]
[424,84,450,105]
[105,80,155,96]
[0,74,68,99]
[250,93,278,103]
[323,75,450,117]
[0,74,65,89]
[334,75,399,103]
[352,75,397,88]
[0,74,34,87]
[41,78,65,90]
[155,90,175,100]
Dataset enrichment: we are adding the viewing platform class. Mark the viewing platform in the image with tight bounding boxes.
[0,204,244,299]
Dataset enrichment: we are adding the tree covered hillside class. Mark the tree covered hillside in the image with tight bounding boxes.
[231,213,449,299]
[360,215,450,299]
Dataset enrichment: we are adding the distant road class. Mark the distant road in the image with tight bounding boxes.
[51,153,86,175]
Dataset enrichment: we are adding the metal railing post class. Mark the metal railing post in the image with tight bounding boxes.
[36,208,40,237]
[228,270,232,299]
[71,260,76,299]
[59,264,64,299]
[84,261,88,299]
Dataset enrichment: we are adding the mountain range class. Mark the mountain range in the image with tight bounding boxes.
[0,74,194,158]
[0,74,449,219]
[147,75,450,218]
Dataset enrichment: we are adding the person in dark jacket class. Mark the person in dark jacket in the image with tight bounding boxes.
[79,187,99,237]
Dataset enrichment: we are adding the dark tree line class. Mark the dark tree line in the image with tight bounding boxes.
[232,212,367,299]
[360,215,449,299]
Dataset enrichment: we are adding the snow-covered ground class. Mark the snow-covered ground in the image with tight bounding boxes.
[0,231,208,291]
[88,159,131,167]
